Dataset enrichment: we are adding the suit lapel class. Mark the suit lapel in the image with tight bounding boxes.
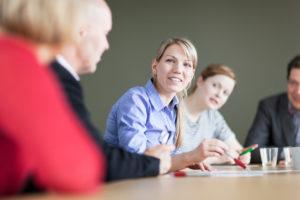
[51,60,83,98]
[279,94,296,146]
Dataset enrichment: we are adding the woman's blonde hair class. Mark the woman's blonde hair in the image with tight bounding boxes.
[154,37,198,148]
[0,0,91,46]
[154,38,198,70]
[189,63,236,95]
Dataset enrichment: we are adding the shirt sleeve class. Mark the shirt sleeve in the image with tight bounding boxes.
[0,52,104,193]
[102,143,159,181]
[213,110,235,142]
[116,90,149,154]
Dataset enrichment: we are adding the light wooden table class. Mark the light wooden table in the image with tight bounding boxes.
[5,165,300,200]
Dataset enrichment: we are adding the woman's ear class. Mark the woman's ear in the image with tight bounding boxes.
[196,75,204,87]
[151,59,158,76]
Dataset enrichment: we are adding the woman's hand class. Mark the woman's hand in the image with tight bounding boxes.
[189,138,229,164]
[238,153,251,164]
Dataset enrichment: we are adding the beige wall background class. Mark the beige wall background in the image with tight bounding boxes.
[81,0,300,144]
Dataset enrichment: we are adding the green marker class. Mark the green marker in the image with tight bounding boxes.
[240,144,258,156]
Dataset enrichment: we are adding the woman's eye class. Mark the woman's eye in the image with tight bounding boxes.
[212,83,217,87]
[184,62,192,68]
[166,58,175,63]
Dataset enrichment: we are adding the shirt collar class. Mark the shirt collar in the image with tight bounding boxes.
[56,55,80,81]
[145,79,179,111]
[288,102,300,117]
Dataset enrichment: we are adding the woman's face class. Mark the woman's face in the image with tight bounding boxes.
[152,44,195,100]
[197,74,235,110]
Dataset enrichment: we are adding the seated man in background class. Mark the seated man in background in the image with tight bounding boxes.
[245,55,300,163]
[51,0,172,180]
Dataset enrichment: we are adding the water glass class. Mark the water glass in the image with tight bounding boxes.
[260,147,278,167]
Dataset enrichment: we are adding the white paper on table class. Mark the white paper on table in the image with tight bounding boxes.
[184,170,264,177]
[182,168,299,177]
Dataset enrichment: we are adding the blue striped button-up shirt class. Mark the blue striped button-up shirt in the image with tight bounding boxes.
[104,79,178,154]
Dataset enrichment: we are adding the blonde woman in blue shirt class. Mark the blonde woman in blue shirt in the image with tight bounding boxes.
[105,38,229,171]
[176,64,250,170]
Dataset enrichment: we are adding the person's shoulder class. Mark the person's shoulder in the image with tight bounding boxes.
[206,109,224,120]
[259,92,287,110]
[122,86,148,100]
[207,109,221,115]
[116,85,150,107]
[125,85,147,96]
[260,92,286,104]
[206,109,216,117]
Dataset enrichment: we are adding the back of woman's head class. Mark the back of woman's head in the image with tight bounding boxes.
[0,0,90,46]
[155,37,198,70]
[189,64,236,94]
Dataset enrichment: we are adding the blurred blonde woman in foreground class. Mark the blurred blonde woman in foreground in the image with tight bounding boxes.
[0,0,106,195]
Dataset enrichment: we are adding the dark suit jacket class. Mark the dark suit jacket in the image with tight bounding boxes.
[51,61,159,181]
[244,93,296,163]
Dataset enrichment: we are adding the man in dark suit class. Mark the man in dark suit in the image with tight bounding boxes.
[245,55,300,163]
[50,0,173,181]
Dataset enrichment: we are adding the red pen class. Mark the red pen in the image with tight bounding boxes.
[233,158,247,169]
[174,171,186,177]
[225,151,247,169]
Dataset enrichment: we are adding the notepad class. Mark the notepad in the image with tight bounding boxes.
[174,170,264,177]
[174,168,296,177]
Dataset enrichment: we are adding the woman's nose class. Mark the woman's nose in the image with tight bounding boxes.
[215,90,222,98]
